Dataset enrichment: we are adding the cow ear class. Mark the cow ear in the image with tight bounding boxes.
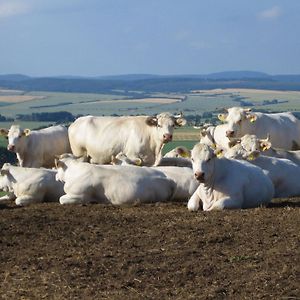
[55,159,67,170]
[218,113,227,122]
[246,151,260,161]
[111,155,120,165]
[146,116,158,127]
[259,135,272,151]
[23,129,31,136]
[200,129,207,137]
[228,138,241,148]
[246,113,257,123]
[0,128,9,136]
[214,148,224,158]
[177,147,191,158]
[0,169,9,176]
[175,117,187,127]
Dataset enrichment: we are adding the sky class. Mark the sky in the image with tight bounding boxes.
[0,0,299,77]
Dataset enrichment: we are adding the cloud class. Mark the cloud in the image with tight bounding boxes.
[0,0,31,18]
[258,6,282,20]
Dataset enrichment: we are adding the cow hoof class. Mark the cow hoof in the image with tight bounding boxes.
[187,201,199,212]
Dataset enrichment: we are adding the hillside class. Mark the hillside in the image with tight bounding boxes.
[0,71,300,94]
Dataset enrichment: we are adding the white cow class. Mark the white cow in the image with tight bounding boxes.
[68,113,186,166]
[0,163,64,206]
[218,107,300,150]
[236,134,300,166]
[55,155,177,205]
[154,166,199,202]
[65,153,196,202]
[199,123,231,149]
[164,146,191,158]
[224,135,300,198]
[0,124,71,168]
[187,143,274,211]
[263,147,300,166]
[111,152,197,201]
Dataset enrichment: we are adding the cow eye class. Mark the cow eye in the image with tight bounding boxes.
[5,136,8,140]
[157,124,162,128]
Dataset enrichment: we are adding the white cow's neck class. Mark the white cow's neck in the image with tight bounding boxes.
[203,158,216,189]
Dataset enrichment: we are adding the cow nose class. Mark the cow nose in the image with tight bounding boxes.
[194,171,205,182]
[7,145,15,152]
[163,134,173,142]
[226,130,235,137]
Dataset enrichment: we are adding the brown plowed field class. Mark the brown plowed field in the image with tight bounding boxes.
[0,198,299,299]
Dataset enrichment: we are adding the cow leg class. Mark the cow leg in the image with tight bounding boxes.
[209,197,242,210]
[59,194,86,204]
[187,190,201,211]
[15,195,40,206]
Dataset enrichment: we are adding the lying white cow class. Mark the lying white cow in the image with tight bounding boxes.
[68,113,186,166]
[111,153,197,201]
[237,134,300,166]
[0,125,71,168]
[199,123,231,149]
[164,146,191,158]
[218,107,300,150]
[0,163,64,206]
[263,147,300,166]
[154,166,199,202]
[55,155,177,205]
[224,135,300,198]
[187,143,274,211]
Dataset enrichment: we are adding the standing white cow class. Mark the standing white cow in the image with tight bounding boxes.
[187,143,274,211]
[0,124,71,168]
[0,163,64,206]
[68,113,186,166]
[55,155,177,205]
[218,107,300,150]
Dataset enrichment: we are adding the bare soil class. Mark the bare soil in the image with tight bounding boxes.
[0,198,299,299]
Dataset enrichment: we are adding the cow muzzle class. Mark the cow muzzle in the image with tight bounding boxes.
[194,171,205,182]
[7,145,15,152]
[163,134,173,143]
[226,130,235,138]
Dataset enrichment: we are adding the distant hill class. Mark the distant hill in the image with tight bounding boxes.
[0,74,31,81]
[0,71,300,93]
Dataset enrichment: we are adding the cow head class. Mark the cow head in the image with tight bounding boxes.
[191,143,217,184]
[146,112,186,143]
[225,135,261,161]
[0,164,14,193]
[164,146,191,158]
[55,158,68,182]
[198,124,216,148]
[3,125,31,153]
[218,107,257,138]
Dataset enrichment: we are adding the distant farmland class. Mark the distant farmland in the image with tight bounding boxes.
[0,88,300,122]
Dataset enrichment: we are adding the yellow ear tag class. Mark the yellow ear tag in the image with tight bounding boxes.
[250,116,256,123]
[262,146,268,151]
[211,143,217,150]
[247,154,255,160]
[136,159,142,166]
[181,152,190,158]
[216,150,223,158]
